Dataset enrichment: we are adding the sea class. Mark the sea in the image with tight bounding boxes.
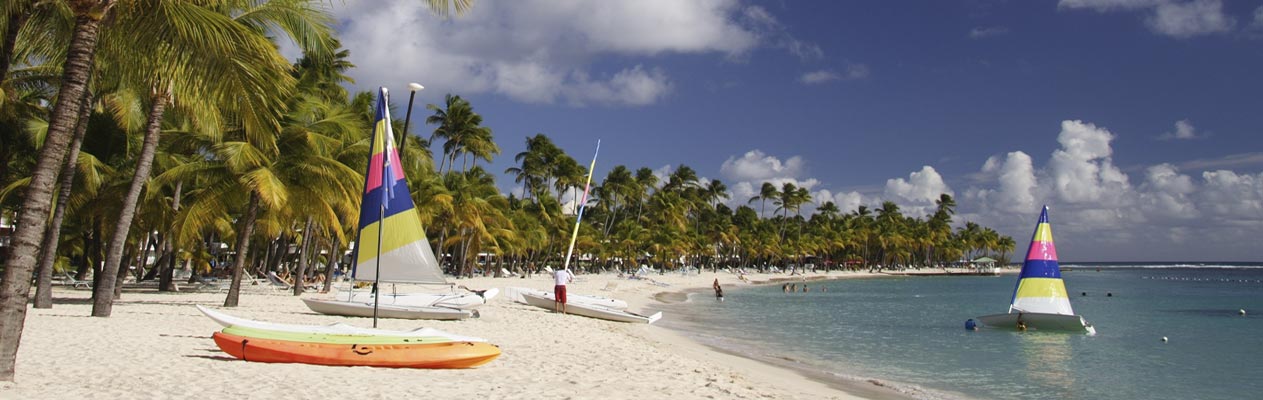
[657,263,1263,400]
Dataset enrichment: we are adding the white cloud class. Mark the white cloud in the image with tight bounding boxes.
[1159,119,1203,140]
[1058,0,1163,11]
[969,26,1010,38]
[333,0,780,106]
[800,70,839,84]
[884,166,954,216]
[798,64,869,85]
[1059,0,1235,38]
[813,189,868,214]
[720,150,806,182]
[1048,120,1131,204]
[1145,0,1235,38]
[1138,164,1200,219]
[973,151,1038,213]
[1254,6,1263,28]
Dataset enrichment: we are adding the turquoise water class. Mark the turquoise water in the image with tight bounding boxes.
[660,265,1263,400]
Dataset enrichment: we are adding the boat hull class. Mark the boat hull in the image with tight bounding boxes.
[222,326,453,345]
[196,305,486,341]
[520,292,661,324]
[212,332,500,369]
[975,312,1096,334]
[302,298,475,320]
[506,287,629,310]
[334,288,499,310]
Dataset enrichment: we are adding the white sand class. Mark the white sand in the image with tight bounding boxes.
[1,270,907,399]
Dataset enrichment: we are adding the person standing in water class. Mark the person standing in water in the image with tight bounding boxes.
[713,278,724,301]
[553,267,574,314]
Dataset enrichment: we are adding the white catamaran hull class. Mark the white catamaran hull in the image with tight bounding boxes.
[301,298,475,321]
[519,292,661,324]
[976,312,1096,335]
[333,288,499,310]
[505,287,629,310]
[194,305,486,342]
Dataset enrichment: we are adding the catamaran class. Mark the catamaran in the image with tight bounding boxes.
[302,87,488,321]
[510,141,663,324]
[974,206,1096,334]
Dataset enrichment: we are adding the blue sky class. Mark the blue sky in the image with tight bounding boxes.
[319,0,1263,261]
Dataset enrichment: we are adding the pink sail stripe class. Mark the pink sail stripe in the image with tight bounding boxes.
[364,150,406,193]
[1025,240,1058,261]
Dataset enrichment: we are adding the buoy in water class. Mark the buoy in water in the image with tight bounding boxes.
[1240,309,1246,316]
[1107,292,1113,297]
[1162,336,1168,342]
[1081,292,1087,296]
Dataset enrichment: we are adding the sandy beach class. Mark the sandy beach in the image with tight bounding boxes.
[1,270,911,399]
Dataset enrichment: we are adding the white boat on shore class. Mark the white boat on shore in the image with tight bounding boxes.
[332,287,500,310]
[195,305,485,341]
[301,298,476,320]
[518,291,662,324]
[505,287,628,310]
[304,91,481,321]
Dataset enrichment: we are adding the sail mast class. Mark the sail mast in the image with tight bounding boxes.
[562,141,601,270]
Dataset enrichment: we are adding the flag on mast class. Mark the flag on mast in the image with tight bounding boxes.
[563,141,600,270]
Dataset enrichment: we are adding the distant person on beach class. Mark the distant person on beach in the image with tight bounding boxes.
[553,267,574,314]
[713,278,724,301]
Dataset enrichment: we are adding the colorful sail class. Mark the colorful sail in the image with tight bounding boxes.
[1008,206,1074,315]
[562,141,600,270]
[351,87,447,285]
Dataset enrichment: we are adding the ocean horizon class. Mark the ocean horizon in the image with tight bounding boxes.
[659,263,1263,400]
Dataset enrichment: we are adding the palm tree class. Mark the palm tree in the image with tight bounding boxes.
[90,0,332,317]
[749,182,777,218]
[0,1,116,380]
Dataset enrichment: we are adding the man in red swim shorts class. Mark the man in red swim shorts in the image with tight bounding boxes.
[553,267,574,314]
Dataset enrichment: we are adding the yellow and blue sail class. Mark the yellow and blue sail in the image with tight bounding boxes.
[351,87,447,285]
[1008,206,1074,315]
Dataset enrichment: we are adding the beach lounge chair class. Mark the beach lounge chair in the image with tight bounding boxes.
[602,282,619,291]
[60,273,91,289]
[266,272,293,290]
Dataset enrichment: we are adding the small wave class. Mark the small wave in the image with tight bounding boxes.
[1062,263,1263,270]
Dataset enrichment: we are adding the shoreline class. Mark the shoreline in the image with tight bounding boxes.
[1,269,976,399]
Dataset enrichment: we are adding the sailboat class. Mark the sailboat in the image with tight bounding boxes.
[510,142,664,324]
[302,87,488,321]
[974,206,1096,334]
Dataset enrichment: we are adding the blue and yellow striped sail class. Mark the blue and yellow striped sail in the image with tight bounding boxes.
[350,87,446,285]
[1008,206,1075,315]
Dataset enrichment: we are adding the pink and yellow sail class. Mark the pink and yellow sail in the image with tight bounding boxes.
[351,87,446,285]
[1007,206,1074,316]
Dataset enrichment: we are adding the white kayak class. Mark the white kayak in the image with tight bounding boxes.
[194,305,486,342]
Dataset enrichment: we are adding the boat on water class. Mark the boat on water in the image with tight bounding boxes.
[212,331,500,369]
[304,87,480,320]
[974,206,1096,335]
[519,290,662,324]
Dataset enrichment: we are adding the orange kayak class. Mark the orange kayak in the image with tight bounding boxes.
[212,332,500,369]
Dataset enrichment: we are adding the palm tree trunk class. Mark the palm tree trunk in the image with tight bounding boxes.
[0,4,112,381]
[0,10,30,84]
[224,193,261,307]
[321,240,341,293]
[33,87,95,309]
[158,181,182,292]
[92,90,168,317]
[293,218,314,296]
